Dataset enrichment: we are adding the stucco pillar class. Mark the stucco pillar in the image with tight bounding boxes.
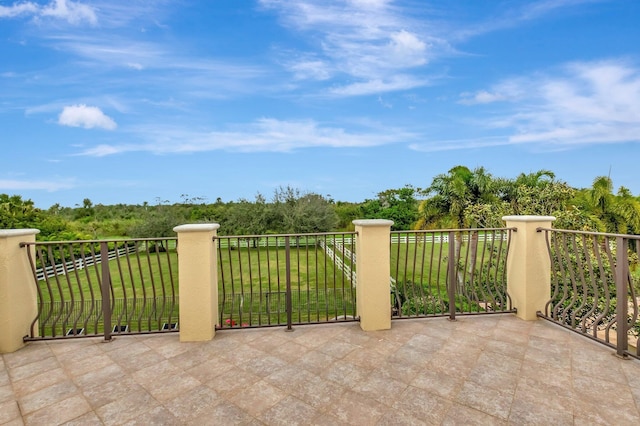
[502,216,555,320]
[353,219,393,331]
[0,229,39,353]
[173,224,220,341]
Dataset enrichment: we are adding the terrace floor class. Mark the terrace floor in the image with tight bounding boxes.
[1,315,640,425]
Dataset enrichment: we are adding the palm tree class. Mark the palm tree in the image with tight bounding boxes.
[416,166,499,295]
[416,166,498,230]
[615,187,640,234]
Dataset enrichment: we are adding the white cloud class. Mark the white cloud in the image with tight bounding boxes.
[0,178,75,192]
[461,59,640,148]
[58,104,117,130]
[0,2,38,18]
[76,118,414,156]
[78,144,124,157]
[126,63,144,70]
[454,0,602,40]
[387,30,427,67]
[409,136,511,152]
[329,75,427,96]
[459,90,507,105]
[288,58,332,81]
[261,0,440,95]
[347,0,391,8]
[41,0,97,25]
[0,0,96,25]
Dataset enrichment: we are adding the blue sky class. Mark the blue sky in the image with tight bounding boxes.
[1,0,639,208]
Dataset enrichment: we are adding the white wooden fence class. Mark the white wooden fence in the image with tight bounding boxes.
[35,245,138,281]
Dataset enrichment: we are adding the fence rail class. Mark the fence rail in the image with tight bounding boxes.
[538,228,640,359]
[390,228,514,320]
[22,238,178,340]
[35,244,139,281]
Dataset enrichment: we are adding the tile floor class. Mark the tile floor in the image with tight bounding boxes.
[1,315,640,425]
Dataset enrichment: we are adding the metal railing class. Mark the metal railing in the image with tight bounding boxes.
[538,228,640,359]
[390,228,515,320]
[21,238,179,340]
[216,232,358,329]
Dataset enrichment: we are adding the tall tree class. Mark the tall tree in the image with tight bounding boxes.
[416,166,497,230]
[359,186,419,230]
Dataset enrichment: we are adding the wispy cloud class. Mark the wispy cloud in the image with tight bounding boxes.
[0,178,75,192]
[409,136,510,152]
[76,118,415,156]
[260,0,445,96]
[0,0,97,25]
[0,2,38,18]
[58,104,117,130]
[452,0,605,40]
[449,59,640,150]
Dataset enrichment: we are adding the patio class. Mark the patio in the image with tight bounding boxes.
[2,314,639,425]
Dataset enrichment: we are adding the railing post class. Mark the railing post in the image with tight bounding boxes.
[173,224,220,342]
[615,236,629,358]
[447,231,457,321]
[0,229,40,353]
[353,219,393,331]
[285,236,293,331]
[502,216,556,320]
[100,242,112,342]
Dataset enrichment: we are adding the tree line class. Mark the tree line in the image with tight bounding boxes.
[2,166,639,240]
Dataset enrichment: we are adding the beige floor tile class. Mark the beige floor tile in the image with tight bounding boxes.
[408,367,464,399]
[329,390,387,425]
[3,346,55,370]
[321,359,371,389]
[231,380,287,418]
[17,380,79,416]
[455,381,513,420]
[292,349,336,375]
[142,372,202,402]
[204,367,261,394]
[163,385,221,421]
[391,386,453,424]
[290,373,346,410]
[7,357,60,383]
[95,388,159,426]
[0,400,22,424]
[190,399,255,425]
[352,371,408,406]
[442,403,508,425]
[11,368,68,398]
[81,375,144,409]
[121,405,184,425]
[258,395,318,425]
[23,395,91,426]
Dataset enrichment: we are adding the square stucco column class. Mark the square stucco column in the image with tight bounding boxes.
[0,229,39,353]
[502,215,555,320]
[173,224,220,342]
[353,219,393,331]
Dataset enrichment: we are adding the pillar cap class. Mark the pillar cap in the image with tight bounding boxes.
[502,215,556,222]
[173,224,220,233]
[352,219,394,227]
[0,229,40,237]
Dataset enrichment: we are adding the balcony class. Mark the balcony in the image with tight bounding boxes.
[2,315,640,424]
[1,217,640,424]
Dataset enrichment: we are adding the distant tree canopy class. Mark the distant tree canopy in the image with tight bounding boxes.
[3,166,640,240]
[360,186,419,231]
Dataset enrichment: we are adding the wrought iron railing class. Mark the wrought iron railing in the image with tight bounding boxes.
[216,232,357,329]
[390,228,514,320]
[21,238,179,340]
[538,228,640,359]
